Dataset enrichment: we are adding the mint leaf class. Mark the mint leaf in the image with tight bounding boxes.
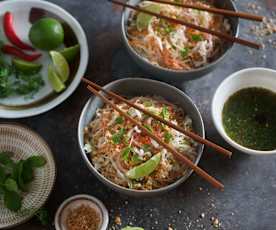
[22,160,34,184]
[26,156,46,168]
[4,178,18,192]
[4,191,22,212]
[0,165,6,183]
[0,152,14,167]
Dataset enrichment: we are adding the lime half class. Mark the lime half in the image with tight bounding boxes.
[60,44,80,62]
[12,59,42,74]
[48,64,65,93]
[49,51,70,83]
[126,153,161,179]
[136,4,161,31]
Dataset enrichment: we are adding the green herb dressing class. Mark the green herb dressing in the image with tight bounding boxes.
[222,87,276,151]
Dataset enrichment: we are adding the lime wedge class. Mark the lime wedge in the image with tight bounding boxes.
[48,64,65,93]
[60,44,80,62]
[136,4,161,31]
[12,59,42,74]
[126,153,161,179]
[49,51,70,83]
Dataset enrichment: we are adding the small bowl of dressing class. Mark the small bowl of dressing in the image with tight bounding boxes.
[212,68,276,155]
[55,194,109,230]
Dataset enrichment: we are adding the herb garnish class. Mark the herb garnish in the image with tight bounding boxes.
[112,128,126,144]
[164,131,173,143]
[180,48,189,59]
[0,152,46,212]
[160,106,170,120]
[191,34,203,41]
[115,116,124,125]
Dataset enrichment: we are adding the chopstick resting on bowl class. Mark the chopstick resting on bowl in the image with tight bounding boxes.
[146,0,264,22]
[82,78,232,158]
[109,0,261,49]
[85,83,224,190]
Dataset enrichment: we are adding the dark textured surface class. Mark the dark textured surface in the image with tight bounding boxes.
[1,0,276,229]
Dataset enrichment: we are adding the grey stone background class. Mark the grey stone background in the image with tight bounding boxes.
[1,0,276,229]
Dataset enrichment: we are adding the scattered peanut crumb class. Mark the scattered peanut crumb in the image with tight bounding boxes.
[115,216,122,225]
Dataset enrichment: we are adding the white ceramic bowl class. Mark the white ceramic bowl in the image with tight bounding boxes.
[55,194,109,230]
[0,0,88,118]
[212,68,276,155]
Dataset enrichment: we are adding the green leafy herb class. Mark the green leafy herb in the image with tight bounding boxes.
[191,34,203,41]
[35,208,49,225]
[180,48,189,59]
[0,153,47,212]
[4,178,18,192]
[4,191,22,212]
[143,124,153,133]
[164,131,173,143]
[115,116,124,125]
[160,106,170,120]
[121,146,133,161]
[112,128,126,144]
[26,156,47,168]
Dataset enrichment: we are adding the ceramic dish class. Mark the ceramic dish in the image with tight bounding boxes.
[0,0,88,118]
[212,68,276,155]
[121,0,239,82]
[0,123,56,229]
[55,194,109,230]
[78,78,205,196]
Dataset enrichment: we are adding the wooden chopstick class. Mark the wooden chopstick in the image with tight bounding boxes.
[82,78,232,158]
[86,84,224,190]
[147,0,264,22]
[110,0,261,49]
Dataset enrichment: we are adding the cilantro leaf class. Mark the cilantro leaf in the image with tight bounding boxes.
[115,116,124,125]
[191,34,203,41]
[112,128,126,144]
[160,106,170,120]
[121,147,133,161]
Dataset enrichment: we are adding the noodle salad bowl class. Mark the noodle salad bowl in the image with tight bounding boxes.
[78,78,205,196]
[121,0,239,82]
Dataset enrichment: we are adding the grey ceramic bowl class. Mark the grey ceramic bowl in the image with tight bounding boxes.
[78,78,205,196]
[121,0,239,82]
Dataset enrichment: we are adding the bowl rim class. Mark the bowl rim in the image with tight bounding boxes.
[78,78,205,195]
[121,0,239,75]
[0,0,89,118]
[54,194,109,230]
[212,67,276,155]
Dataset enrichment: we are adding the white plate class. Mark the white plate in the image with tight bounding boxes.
[0,123,56,229]
[0,0,89,118]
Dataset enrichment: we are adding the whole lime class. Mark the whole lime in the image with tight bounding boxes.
[29,18,64,50]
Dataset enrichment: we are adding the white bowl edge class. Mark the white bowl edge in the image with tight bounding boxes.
[212,67,276,155]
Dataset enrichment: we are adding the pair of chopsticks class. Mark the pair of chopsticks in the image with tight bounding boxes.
[109,0,263,49]
[83,78,232,191]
